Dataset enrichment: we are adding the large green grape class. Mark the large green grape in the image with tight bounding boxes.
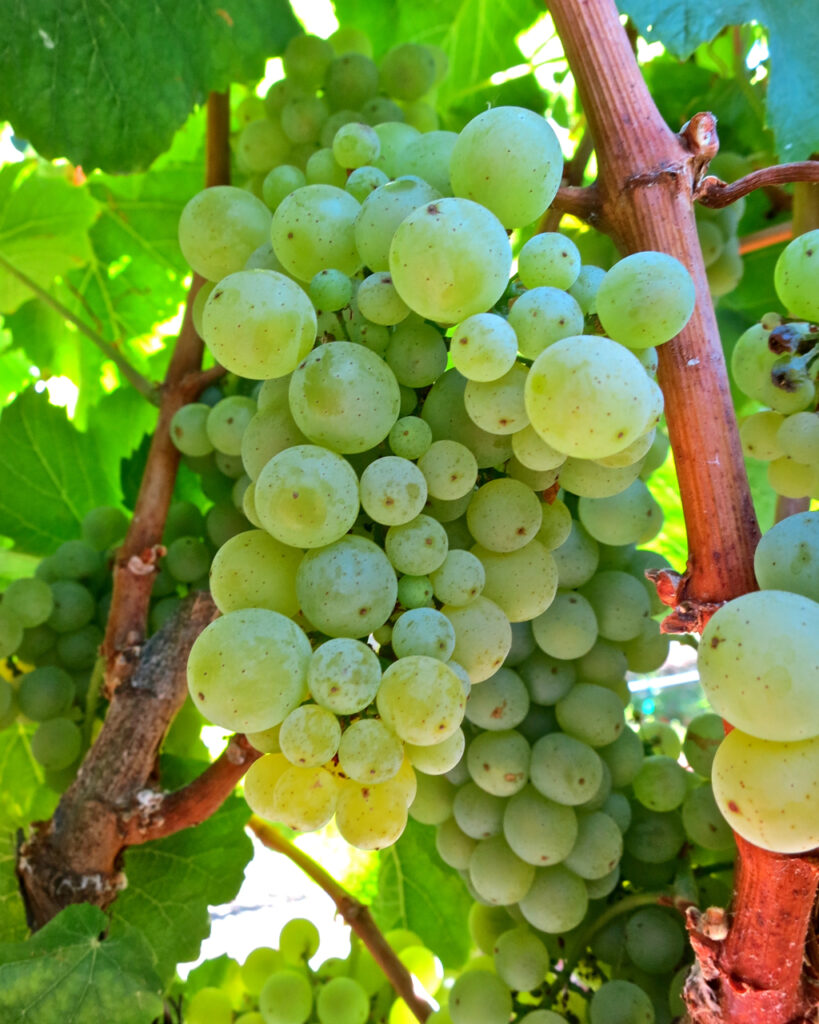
[754,511,819,603]
[774,228,819,320]
[178,186,272,281]
[271,184,362,280]
[209,529,302,616]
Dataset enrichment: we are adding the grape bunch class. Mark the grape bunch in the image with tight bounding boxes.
[733,230,819,500]
[700,510,819,853]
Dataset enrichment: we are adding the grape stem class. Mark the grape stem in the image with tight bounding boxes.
[248,816,435,1023]
[696,161,819,208]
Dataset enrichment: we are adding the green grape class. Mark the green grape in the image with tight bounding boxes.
[284,33,334,88]
[357,273,410,326]
[359,456,427,526]
[164,536,211,584]
[448,969,513,1024]
[308,268,352,311]
[712,728,819,853]
[464,363,529,436]
[289,341,400,454]
[699,590,819,741]
[279,917,320,966]
[355,176,440,272]
[578,639,629,685]
[18,666,74,721]
[518,1013,569,1024]
[30,717,81,770]
[518,233,581,290]
[399,130,458,195]
[306,147,348,187]
[682,782,734,850]
[589,979,655,1024]
[338,718,404,783]
[525,336,659,460]
[450,313,518,382]
[503,784,578,865]
[281,95,330,145]
[405,728,465,774]
[271,184,361,281]
[430,550,485,606]
[519,864,588,933]
[563,810,623,879]
[596,252,695,348]
[739,410,785,461]
[517,649,575,705]
[466,729,530,796]
[210,526,302,617]
[731,323,814,413]
[531,590,598,661]
[56,624,102,670]
[241,946,286,996]
[683,712,724,777]
[377,656,465,745]
[556,683,624,747]
[185,985,233,1024]
[409,772,456,825]
[550,521,599,588]
[453,782,505,838]
[436,817,477,868]
[187,609,310,732]
[47,581,95,633]
[243,753,290,818]
[346,165,390,201]
[385,319,448,387]
[535,499,572,552]
[254,444,359,549]
[632,755,689,812]
[580,570,650,642]
[767,454,817,498]
[316,975,370,1024]
[275,764,340,830]
[81,505,129,551]
[206,500,249,546]
[332,121,380,169]
[246,723,282,754]
[624,804,686,863]
[335,776,411,849]
[202,270,316,380]
[774,228,819,320]
[559,456,644,499]
[512,425,566,473]
[595,427,657,469]
[240,404,308,481]
[442,596,512,683]
[493,926,550,991]
[530,732,604,806]
[259,968,313,1024]
[463,667,528,730]
[164,500,205,543]
[297,535,397,638]
[389,198,512,324]
[507,286,584,360]
[450,106,563,228]
[262,164,307,212]
[385,514,448,575]
[308,638,382,714]
[389,416,433,460]
[466,478,542,553]
[178,186,272,281]
[639,721,681,758]
[568,264,606,314]
[237,117,291,174]
[624,907,685,975]
[392,608,456,660]
[379,42,436,100]
[620,619,669,674]
[51,540,103,580]
[395,575,434,609]
[578,480,663,547]
[417,440,477,501]
[2,577,54,628]
[422,369,514,469]
[325,52,380,110]
[753,511,819,602]
[279,703,341,767]
[777,411,819,464]
[469,833,536,904]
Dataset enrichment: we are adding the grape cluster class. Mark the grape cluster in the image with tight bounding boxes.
[700,510,819,853]
[0,506,129,786]
[733,230,819,500]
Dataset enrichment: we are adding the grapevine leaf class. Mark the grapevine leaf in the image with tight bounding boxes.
[0,162,98,315]
[373,818,471,968]
[0,903,163,1024]
[0,722,58,834]
[0,389,121,555]
[0,833,27,943]
[0,0,301,173]
[108,791,253,982]
[618,0,819,160]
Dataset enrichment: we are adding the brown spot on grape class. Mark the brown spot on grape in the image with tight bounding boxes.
[728,800,740,813]
[198,692,205,701]
[710,635,725,648]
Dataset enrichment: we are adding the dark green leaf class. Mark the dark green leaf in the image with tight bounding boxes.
[0,162,98,314]
[0,389,120,554]
[0,0,301,173]
[0,903,163,1024]
[373,818,471,968]
[109,792,253,982]
[619,1,819,159]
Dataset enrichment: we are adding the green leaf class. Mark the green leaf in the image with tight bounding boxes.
[0,0,301,173]
[109,792,253,982]
[0,722,58,834]
[618,1,819,160]
[0,162,98,314]
[0,388,120,554]
[333,0,543,122]
[0,833,28,944]
[373,818,472,968]
[0,903,163,1024]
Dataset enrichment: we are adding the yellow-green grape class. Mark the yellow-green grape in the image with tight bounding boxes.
[271,184,361,280]
[512,425,566,473]
[354,176,440,272]
[442,597,513,683]
[316,976,371,1024]
[178,186,272,281]
[450,313,518,382]
[338,718,404,783]
[556,683,625,748]
[385,514,448,575]
[698,590,819,741]
[681,782,734,851]
[377,656,465,745]
[417,440,477,500]
[464,363,529,436]
[259,969,313,1024]
[392,608,456,660]
[739,410,785,460]
[405,728,465,775]
[502,784,578,865]
[430,549,485,606]
[359,456,427,525]
[518,232,581,290]
[274,764,340,831]
[589,980,654,1024]
[335,778,410,849]
[450,106,563,229]
[777,411,819,464]
[279,917,320,965]
[448,969,513,1024]
[279,704,341,767]
[754,511,819,603]
[243,753,290,818]
[466,478,542,553]
[399,131,458,195]
[682,712,724,777]
[389,198,512,323]
[209,529,302,616]
[493,926,550,991]
[308,638,382,714]
[185,986,233,1024]
[202,270,316,379]
[774,228,819,320]
[558,456,644,499]
[473,540,558,622]
[241,947,286,996]
[187,610,310,732]
[712,728,819,853]
[507,286,584,360]
[530,732,604,807]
